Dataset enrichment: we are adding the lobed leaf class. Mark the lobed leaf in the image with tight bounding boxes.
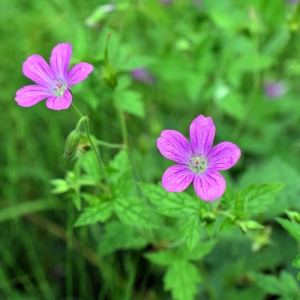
[164,261,201,300]
[140,183,202,217]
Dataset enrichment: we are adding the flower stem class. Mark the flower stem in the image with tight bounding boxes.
[84,118,111,193]
[71,103,111,194]
[112,91,128,145]
[96,140,126,149]
[71,102,84,118]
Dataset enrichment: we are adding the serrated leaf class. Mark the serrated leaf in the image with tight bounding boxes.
[181,216,201,251]
[98,221,149,256]
[219,217,234,232]
[74,201,113,227]
[164,261,201,300]
[114,197,159,228]
[144,250,178,266]
[112,168,136,197]
[276,218,300,241]
[242,183,284,216]
[140,183,202,217]
[239,157,300,216]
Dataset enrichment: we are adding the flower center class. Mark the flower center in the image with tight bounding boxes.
[189,155,207,174]
[51,79,67,97]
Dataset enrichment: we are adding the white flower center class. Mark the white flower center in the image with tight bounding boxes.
[51,79,67,97]
[189,155,207,174]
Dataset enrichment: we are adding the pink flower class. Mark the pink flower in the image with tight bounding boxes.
[157,115,241,201]
[15,43,93,110]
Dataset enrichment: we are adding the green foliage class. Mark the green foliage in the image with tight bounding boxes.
[180,216,201,251]
[251,271,300,299]
[276,218,300,241]
[2,0,300,298]
[74,201,113,226]
[98,221,150,256]
[114,196,159,228]
[164,261,201,300]
[241,183,285,216]
[140,182,203,217]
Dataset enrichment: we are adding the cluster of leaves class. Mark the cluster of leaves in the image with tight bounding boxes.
[51,146,288,299]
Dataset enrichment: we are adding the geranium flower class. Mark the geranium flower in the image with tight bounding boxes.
[157,115,241,201]
[15,43,93,110]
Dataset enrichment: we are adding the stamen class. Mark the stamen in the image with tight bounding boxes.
[189,155,207,174]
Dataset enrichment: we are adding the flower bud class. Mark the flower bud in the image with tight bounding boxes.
[102,64,118,89]
[63,130,81,158]
[102,32,118,89]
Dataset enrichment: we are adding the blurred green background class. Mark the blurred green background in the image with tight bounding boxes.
[2,0,300,299]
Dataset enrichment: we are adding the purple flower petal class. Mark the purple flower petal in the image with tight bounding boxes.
[46,89,72,110]
[208,142,241,170]
[157,130,192,164]
[50,43,72,82]
[68,62,94,86]
[193,169,226,201]
[15,85,52,107]
[162,165,195,192]
[190,115,215,156]
[22,55,54,87]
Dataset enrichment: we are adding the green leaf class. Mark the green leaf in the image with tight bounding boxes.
[276,218,300,241]
[219,217,234,232]
[251,272,284,295]
[118,90,145,118]
[180,216,201,251]
[144,250,178,266]
[74,201,113,227]
[140,183,202,217]
[114,197,159,228]
[279,271,299,295]
[244,220,264,230]
[109,149,129,171]
[186,240,217,261]
[81,151,102,181]
[293,254,300,268]
[98,221,149,256]
[215,92,245,121]
[234,192,244,217]
[239,157,300,216]
[112,168,136,197]
[251,271,299,297]
[50,179,70,194]
[242,183,285,216]
[164,261,201,300]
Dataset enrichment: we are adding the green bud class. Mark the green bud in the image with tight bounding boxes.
[101,32,118,89]
[50,179,70,194]
[63,130,81,158]
[102,64,118,89]
[244,220,264,230]
[201,211,216,223]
